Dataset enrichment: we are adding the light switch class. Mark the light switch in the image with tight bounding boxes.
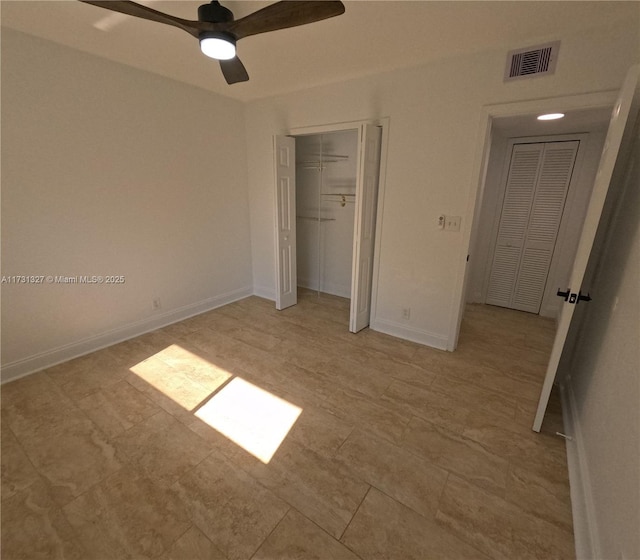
[444,216,461,231]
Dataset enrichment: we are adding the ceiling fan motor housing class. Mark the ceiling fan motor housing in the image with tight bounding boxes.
[198,1,234,23]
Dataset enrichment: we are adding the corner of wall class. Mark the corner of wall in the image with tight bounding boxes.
[252,286,275,302]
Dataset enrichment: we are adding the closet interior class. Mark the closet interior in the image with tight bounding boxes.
[295,129,358,299]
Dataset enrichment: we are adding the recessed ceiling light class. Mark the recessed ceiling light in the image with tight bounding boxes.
[537,113,565,121]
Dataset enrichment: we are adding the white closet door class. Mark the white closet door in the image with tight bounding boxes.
[487,141,579,313]
[274,135,297,310]
[350,124,382,333]
[486,143,544,308]
[513,141,579,312]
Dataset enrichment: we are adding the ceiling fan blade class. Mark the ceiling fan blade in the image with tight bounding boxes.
[227,1,345,40]
[219,57,249,85]
[79,1,203,38]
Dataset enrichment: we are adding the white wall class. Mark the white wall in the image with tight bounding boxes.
[1,29,253,380]
[245,19,639,348]
[562,116,639,560]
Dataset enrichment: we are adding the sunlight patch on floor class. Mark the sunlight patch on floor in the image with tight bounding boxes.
[130,345,302,463]
[129,344,232,410]
[195,377,302,464]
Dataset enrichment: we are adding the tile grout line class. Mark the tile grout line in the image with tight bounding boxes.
[397,413,512,501]
[337,484,373,543]
[246,505,293,560]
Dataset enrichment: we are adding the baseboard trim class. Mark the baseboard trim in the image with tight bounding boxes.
[296,278,351,299]
[1,286,253,384]
[560,381,601,560]
[370,318,449,350]
[252,285,275,301]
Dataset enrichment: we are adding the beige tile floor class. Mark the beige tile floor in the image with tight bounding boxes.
[1,290,574,559]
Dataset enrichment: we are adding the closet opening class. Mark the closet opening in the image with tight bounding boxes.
[273,122,383,333]
[295,130,357,301]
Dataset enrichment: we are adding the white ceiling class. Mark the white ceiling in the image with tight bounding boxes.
[2,1,637,102]
[492,107,614,138]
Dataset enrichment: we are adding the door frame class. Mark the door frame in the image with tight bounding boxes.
[448,90,619,352]
[481,133,590,316]
[278,117,390,328]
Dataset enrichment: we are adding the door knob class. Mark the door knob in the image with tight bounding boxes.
[577,291,592,304]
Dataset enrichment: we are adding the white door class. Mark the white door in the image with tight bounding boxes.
[533,64,640,431]
[350,124,382,333]
[486,141,579,313]
[274,135,297,310]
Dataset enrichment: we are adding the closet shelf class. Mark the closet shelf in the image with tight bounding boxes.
[297,162,340,169]
[297,154,349,168]
[309,153,349,159]
[296,216,336,222]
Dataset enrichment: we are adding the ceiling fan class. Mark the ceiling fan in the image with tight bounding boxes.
[79,1,346,85]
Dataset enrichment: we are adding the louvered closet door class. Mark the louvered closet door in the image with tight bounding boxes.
[486,143,544,309]
[486,140,579,313]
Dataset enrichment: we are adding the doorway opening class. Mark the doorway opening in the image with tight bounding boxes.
[451,87,637,433]
[471,131,605,320]
[454,69,640,432]
[273,121,385,333]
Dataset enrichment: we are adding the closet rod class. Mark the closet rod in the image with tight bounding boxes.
[297,161,343,167]
[322,193,355,207]
[297,154,349,167]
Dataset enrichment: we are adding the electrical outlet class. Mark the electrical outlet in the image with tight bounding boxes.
[402,307,411,320]
[444,215,461,231]
[152,297,161,311]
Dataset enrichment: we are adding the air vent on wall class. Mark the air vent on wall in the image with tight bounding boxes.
[504,41,560,81]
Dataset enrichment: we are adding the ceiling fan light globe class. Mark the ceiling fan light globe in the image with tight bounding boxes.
[199,33,236,60]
